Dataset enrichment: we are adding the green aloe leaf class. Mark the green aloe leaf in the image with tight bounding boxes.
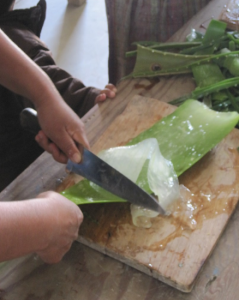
[127,100,239,175]
[62,100,239,205]
[62,179,126,205]
[124,45,209,78]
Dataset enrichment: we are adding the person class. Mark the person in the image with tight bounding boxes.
[0,29,83,264]
[105,0,212,84]
[0,3,116,263]
[0,0,117,190]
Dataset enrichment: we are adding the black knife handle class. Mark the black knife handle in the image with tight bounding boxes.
[20,108,41,135]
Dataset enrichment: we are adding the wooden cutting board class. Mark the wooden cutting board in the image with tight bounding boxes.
[220,0,239,30]
[56,95,239,292]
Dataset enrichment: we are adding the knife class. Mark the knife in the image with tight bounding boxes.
[20,108,165,214]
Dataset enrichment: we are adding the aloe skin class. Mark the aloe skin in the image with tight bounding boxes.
[62,100,239,205]
[124,19,239,114]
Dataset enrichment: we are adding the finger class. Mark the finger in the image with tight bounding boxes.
[38,251,63,264]
[49,143,68,164]
[35,131,68,163]
[67,124,90,151]
[100,88,116,99]
[37,242,73,264]
[35,131,52,153]
[95,93,106,103]
[52,128,88,163]
[105,83,117,93]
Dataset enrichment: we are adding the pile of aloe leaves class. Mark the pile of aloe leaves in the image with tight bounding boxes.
[125,19,239,114]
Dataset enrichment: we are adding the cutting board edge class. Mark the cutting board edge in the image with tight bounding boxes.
[76,236,196,293]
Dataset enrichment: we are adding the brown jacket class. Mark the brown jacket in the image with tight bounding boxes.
[0,0,100,190]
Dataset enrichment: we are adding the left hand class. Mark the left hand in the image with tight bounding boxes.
[95,84,117,104]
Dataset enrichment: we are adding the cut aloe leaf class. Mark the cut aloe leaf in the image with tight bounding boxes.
[62,179,126,205]
[62,138,180,209]
[62,100,239,205]
[127,100,239,175]
[125,45,209,78]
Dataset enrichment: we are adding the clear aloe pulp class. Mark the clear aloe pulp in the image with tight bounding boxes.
[62,100,239,205]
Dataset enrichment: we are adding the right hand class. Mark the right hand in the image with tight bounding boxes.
[35,191,83,264]
[36,99,89,164]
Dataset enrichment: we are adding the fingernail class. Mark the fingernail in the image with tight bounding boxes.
[72,152,81,163]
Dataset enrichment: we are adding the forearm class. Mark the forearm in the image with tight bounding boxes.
[0,191,83,264]
[0,29,62,109]
[0,200,50,261]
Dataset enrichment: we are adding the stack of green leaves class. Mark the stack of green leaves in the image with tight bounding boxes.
[124,20,239,114]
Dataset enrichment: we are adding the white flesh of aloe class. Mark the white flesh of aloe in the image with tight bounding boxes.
[62,100,239,208]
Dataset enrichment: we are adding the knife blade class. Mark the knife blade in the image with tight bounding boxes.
[20,108,165,214]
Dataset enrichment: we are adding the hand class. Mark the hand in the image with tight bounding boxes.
[35,100,88,164]
[35,191,83,264]
[35,130,80,164]
[95,83,117,104]
[0,191,83,263]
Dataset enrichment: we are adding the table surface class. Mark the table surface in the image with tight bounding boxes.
[1,0,238,299]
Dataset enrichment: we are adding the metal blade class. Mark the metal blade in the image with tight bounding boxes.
[19,108,165,214]
[66,149,165,214]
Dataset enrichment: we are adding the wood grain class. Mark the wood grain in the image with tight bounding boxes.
[57,95,239,292]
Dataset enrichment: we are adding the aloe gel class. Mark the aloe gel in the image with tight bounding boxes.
[62,100,239,205]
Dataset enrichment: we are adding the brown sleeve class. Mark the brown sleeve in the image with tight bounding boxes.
[32,48,100,117]
[1,23,100,117]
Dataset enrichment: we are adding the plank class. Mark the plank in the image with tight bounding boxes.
[56,95,239,292]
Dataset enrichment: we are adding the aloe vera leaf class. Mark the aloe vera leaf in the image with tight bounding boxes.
[62,139,179,207]
[229,41,236,51]
[186,29,204,42]
[216,48,239,76]
[190,50,239,67]
[62,100,239,205]
[227,32,239,46]
[181,21,227,55]
[192,63,225,87]
[126,42,201,58]
[191,63,228,108]
[223,56,239,76]
[97,138,179,209]
[202,20,227,44]
[170,77,239,105]
[62,178,127,205]
[226,90,239,112]
[195,20,227,55]
[125,44,239,79]
[131,41,160,47]
[212,97,239,112]
[127,100,239,176]
[127,45,209,78]
[169,53,239,106]
[180,43,215,55]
